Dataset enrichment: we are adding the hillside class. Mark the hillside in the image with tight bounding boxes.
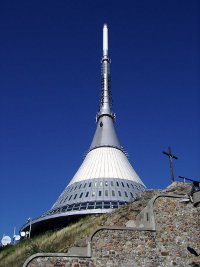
[0,183,199,267]
[0,189,157,267]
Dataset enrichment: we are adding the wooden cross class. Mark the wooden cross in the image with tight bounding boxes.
[162,147,178,182]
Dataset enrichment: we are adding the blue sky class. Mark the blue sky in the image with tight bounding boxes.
[0,0,199,238]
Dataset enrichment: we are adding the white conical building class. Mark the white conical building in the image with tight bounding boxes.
[21,24,145,235]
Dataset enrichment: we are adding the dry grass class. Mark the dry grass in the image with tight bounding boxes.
[0,216,101,267]
[0,190,157,267]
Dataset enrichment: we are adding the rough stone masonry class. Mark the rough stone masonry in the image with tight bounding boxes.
[23,182,200,267]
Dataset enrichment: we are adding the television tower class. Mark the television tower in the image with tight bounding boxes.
[21,24,145,235]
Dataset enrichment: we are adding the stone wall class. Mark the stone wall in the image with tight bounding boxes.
[154,196,200,266]
[27,257,93,267]
[24,191,200,267]
[90,197,200,267]
[92,230,158,267]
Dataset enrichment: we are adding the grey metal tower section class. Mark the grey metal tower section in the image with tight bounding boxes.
[20,24,146,235]
[90,24,120,151]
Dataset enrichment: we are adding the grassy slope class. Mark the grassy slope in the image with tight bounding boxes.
[0,190,158,267]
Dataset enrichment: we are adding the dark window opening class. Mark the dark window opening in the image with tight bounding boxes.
[111,202,118,208]
[80,203,87,210]
[96,201,102,208]
[61,206,67,212]
[73,203,80,210]
[88,202,95,209]
[104,201,111,208]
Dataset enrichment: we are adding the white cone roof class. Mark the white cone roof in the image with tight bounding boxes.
[69,147,145,187]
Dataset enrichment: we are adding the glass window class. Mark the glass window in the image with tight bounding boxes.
[79,192,83,198]
[79,184,82,189]
[80,205,87,210]
[64,196,68,201]
[69,195,72,200]
[84,183,87,188]
[89,182,92,187]
[112,190,115,196]
[121,182,124,187]
[74,186,77,190]
[105,181,108,186]
[130,192,134,198]
[94,182,97,187]
[74,194,77,199]
[92,192,95,197]
[111,181,114,186]
[99,191,102,197]
[131,184,134,188]
[125,191,128,197]
[85,192,89,197]
[88,202,95,209]
[104,201,111,208]
[70,187,73,192]
[96,201,102,208]
[100,181,103,186]
[118,191,122,197]
[127,183,130,188]
[73,204,80,210]
[111,202,118,208]
[61,206,67,212]
[116,182,119,187]
[105,190,108,196]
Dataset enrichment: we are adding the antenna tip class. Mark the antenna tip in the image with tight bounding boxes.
[103,23,108,56]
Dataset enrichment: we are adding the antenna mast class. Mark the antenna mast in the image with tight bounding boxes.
[97,24,114,120]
